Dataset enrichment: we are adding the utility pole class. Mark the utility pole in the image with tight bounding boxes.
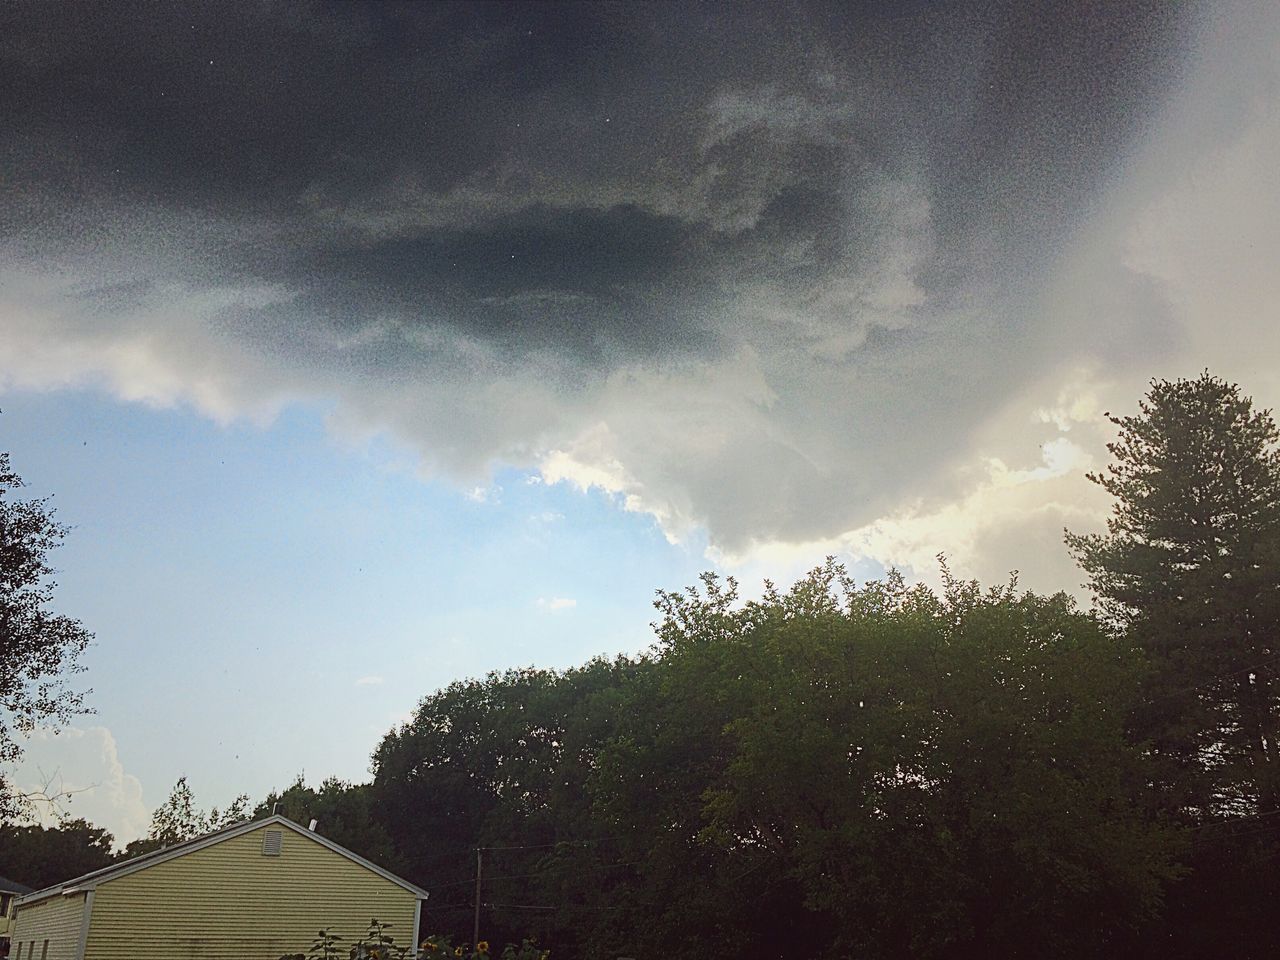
[472,847,483,948]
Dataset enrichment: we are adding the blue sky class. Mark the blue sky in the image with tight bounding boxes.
[3,389,730,837]
[4,1,1280,845]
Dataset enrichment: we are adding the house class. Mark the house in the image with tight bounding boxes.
[2,876,35,958]
[9,815,427,960]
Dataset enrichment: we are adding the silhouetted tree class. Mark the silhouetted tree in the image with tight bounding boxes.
[1067,373,1280,817]
[0,451,93,821]
[120,776,250,858]
[254,775,399,869]
[0,818,114,890]
[370,564,1176,960]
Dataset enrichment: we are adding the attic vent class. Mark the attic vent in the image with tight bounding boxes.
[262,829,284,857]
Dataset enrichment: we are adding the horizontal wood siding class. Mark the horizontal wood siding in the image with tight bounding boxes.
[84,824,417,960]
[10,892,87,960]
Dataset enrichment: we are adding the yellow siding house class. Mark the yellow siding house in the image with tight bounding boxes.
[2,875,35,957]
[9,815,427,960]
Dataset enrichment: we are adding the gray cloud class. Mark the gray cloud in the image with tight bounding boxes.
[3,0,1225,563]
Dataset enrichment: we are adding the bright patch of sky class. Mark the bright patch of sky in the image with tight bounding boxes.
[3,390,730,841]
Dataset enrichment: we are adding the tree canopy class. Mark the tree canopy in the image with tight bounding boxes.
[0,818,114,890]
[1067,373,1280,816]
[253,775,399,870]
[369,563,1178,959]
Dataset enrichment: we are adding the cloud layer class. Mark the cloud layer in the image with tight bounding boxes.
[11,726,149,846]
[5,1,1278,587]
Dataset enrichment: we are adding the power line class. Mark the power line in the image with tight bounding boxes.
[481,902,630,914]
[469,837,627,946]
[428,859,641,892]
[477,835,626,852]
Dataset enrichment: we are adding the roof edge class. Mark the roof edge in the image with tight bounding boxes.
[0,876,35,896]
[15,815,428,907]
[273,818,429,899]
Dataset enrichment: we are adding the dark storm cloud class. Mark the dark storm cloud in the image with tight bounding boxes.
[2,1,1188,336]
[0,0,1198,550]
[244,204,720,363]
[920,2,1189,286]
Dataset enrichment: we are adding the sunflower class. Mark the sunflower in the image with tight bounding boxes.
[420,942,438,953]
[476,942,490,955]
[454,948,464,957]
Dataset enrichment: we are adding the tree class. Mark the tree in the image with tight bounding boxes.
[371,659,647,955]
[1067,374,1280,816]
[0,451,93,821]
[610,562,1177,959]
[120,776,250,858]
[366,564,1179,959]
[0,818,115,890]
[254,775,399,869]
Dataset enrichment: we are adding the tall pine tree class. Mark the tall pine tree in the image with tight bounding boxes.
[1068,373,1280,817]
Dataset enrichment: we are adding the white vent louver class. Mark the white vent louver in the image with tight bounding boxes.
[262,829,284,856]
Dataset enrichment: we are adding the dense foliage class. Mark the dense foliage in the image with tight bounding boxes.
[279,921,546,960]
[361,566,1179,960]
[1068,373,1280,817]
[1067,373,1280,958]
[254,776,399,870]
[0,818,115,890]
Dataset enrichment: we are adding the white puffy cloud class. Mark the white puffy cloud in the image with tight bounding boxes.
[705,371,1114,597]
[9,726,149,848]
[0,253,300,425]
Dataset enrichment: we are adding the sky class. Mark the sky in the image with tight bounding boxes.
[2,0,1279,847]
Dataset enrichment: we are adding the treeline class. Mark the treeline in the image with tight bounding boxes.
[366,573,1176,959]
[8,373,1280,959]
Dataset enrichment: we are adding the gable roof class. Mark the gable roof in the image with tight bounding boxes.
[15,815,428,907]
[0,875,33,896]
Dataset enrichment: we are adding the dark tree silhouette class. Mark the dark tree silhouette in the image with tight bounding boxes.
[1068,373,1280,818]
[0,451,93,821]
